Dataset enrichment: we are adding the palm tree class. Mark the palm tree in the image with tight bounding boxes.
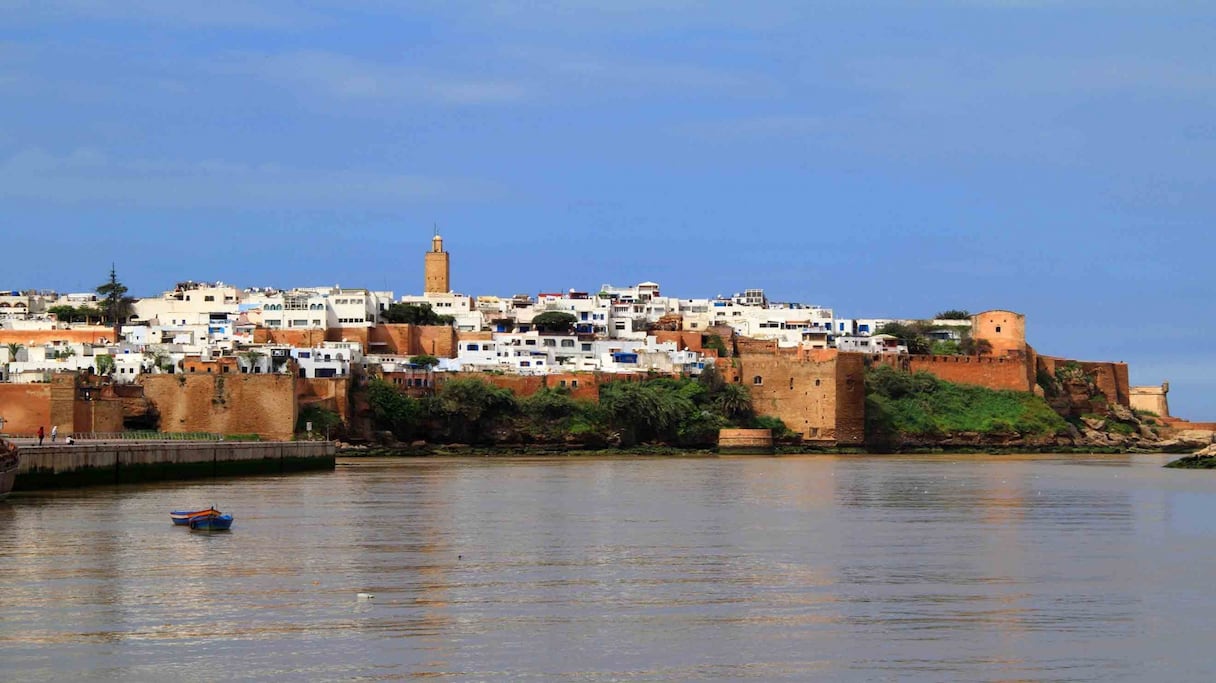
[715,382,753,419]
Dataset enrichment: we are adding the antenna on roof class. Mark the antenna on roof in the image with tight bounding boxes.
[433,223,439,237]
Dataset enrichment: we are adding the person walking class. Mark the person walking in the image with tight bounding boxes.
[37,425,45,446]
[51,425,58,443]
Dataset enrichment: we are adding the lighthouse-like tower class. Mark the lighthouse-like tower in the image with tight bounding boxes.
[424,231,450,294]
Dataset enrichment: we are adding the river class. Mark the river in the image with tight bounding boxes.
[2,454,1215,681]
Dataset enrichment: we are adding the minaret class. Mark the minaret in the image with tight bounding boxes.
[424,229,450,294]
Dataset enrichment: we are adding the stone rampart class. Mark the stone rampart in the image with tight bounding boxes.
[1037,355,1131,407]
[15,440,335,490]
[0,383,51,435]
[873,354,1034,393]
[739,349,865,445]
[140,373,297,440]
[718,428,774,454]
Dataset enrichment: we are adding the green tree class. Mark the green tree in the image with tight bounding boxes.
[531,311,578,333]
[704,334,729,357]
[521,386,577,420]
[875,322,932,355]
[715,382,753,420]
[696,364,726,394]
[381,303,455,325]
[95,354,115,376]
[96,266,134,339]
[238,350,266,373]
[959,337,993,356]
[430,378,518,443]
[367,378,422,439]
[599,380,695,445]
[935,309,971,320]
[298,405,343,439]
[410,353,440,369]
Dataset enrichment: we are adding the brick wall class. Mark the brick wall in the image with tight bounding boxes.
[298,377,350,423]
[654,331,703,352]
[834,352,867,444]
[0,328,115,346]
[140,373,297,440]
[871,354,1035,392]
[739,349,865,444]
[1037,355,1131,407]
[0,383,51,435]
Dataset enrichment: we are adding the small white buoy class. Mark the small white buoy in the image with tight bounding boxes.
[357,592,375,600]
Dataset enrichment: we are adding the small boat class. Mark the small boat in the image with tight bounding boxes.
[170,507,222,526]
[0,436,20,499]
[189,513,233,531]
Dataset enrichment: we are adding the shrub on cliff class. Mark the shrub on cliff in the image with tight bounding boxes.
[429,378,518,443]
[865,365,1068,446]
[367,378,423,440]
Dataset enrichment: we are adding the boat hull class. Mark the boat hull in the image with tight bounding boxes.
[189,514,233,531]
[0,438,18,499]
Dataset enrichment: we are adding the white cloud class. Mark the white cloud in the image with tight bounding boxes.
[0,147,501,208]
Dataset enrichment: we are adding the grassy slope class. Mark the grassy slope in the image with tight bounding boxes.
[866,367,1067,438]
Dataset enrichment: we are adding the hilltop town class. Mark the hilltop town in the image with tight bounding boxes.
[0,236,1208,451]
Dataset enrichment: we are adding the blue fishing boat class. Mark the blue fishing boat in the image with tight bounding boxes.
[170,507,221,526]
[189,513,234,531]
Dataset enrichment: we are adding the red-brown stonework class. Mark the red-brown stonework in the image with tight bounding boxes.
[871,354,1035,392]
[738,349,865,445]
[139,373,297,440]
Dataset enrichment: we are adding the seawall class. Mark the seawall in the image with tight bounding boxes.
[15,441,336,490]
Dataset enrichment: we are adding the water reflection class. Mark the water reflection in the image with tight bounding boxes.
[1,454,1215,681]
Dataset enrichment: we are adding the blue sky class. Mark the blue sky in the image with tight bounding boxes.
[2,2,1213,417]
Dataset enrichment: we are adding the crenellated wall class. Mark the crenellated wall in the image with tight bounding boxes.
[872,354,1034,392]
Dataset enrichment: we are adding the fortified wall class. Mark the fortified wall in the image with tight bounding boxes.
[1036,355,1130,408]
[298,377,351,424]
[871,354,1033,393]
[253,324,459,357]
[738,349,865,445]
[140,373,297,440]
[1130,383,1170,417]
[0,327,115,346]
[0,373,124,436]
[0,383,51,435]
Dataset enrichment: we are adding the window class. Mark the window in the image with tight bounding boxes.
[789,378,794,390]
[581,343,592,351]
[753,375,763,385]
[204,295,215,302]
[814,379,821,387]
[995,326,1001,333]
[467,344,479,351]
[543,339,556,347]
[571,380,578,388]
[561,339,574,348]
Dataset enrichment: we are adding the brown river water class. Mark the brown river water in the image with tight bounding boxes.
[2,454,1215,681]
